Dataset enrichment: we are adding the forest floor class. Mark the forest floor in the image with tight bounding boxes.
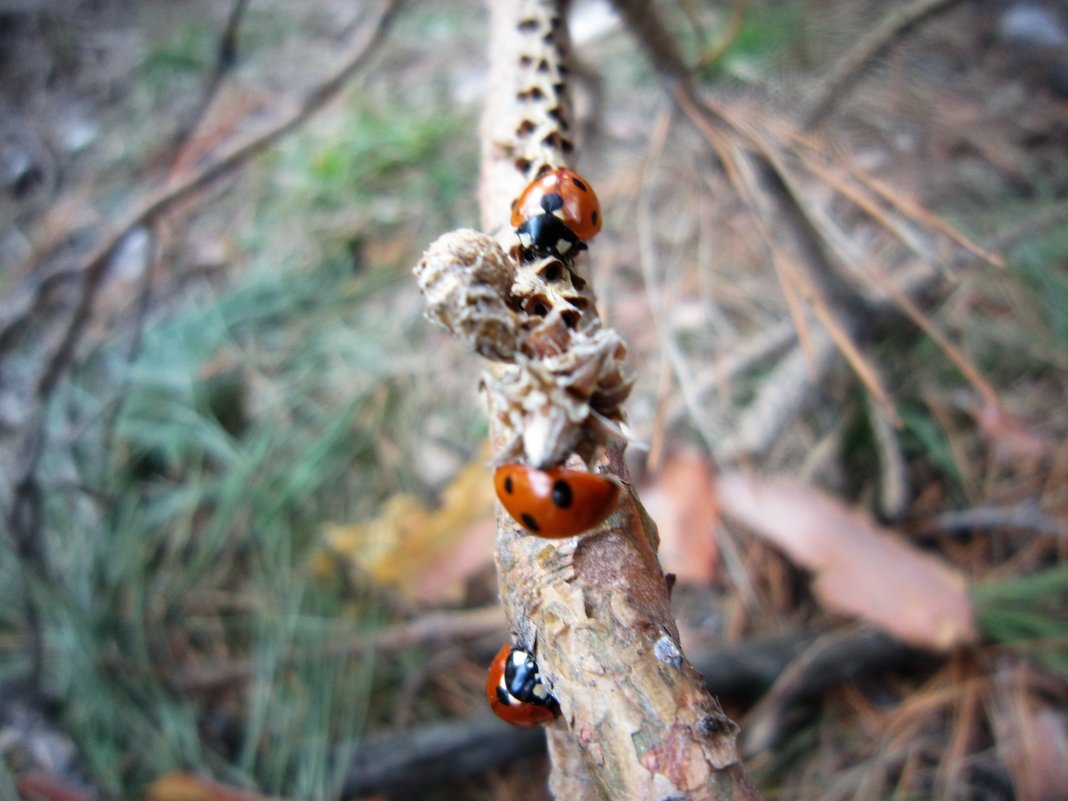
[2,1,1067,800]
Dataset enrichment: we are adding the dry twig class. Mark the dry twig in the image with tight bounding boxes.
[414,1,760,797]
[802,0,968,128]
[608,0,1004,467]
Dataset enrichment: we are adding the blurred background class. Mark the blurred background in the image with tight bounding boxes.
[1,0,1067,799]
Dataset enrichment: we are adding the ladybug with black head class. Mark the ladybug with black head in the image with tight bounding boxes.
[511,167,602,259]
[486,643,560,727]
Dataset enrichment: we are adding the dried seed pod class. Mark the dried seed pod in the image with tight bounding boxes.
[509,254,591,333]
[415,227,633,468]
[414,229,523,361]
[486,325,634,467]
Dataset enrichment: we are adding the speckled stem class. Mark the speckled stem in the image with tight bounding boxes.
[416,1,762,798]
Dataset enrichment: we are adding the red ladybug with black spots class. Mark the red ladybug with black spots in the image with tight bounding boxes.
[486,643,560,727]
[494,464,621,538]
[511,167,602,258]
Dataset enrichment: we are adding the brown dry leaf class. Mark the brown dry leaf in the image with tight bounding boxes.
[321,447,496,603]
[715,471,978,650]
[641,448,720,584]
[145,773,272,801]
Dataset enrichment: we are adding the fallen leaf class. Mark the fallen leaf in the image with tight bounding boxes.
[641,448,720,584]
[715,472,978,650]
[321,446,496,603]
[146,772,273,801]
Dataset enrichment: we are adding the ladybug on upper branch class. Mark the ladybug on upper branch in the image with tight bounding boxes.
[511,168,601,259]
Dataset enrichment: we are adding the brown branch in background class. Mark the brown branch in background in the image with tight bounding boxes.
[739,625,926,756]
[2,0,401,687]
[167,0,251,171]
[173,604,506,693]
[910,502,1068,539]
[802,0,966,128]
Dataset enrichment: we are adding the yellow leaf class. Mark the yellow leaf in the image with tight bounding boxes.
[146,772,272,801]
[322,446,496,603]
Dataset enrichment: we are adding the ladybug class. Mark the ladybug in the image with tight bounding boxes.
[494,464,621,538]
[486,643,560,727]
[510,168,602,258]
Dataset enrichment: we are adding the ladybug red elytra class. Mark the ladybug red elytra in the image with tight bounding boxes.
[486,643,560,727]
[510,168,602,258]
[494,464,621,538]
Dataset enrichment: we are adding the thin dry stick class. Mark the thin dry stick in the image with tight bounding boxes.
[802,0,967,128]
[0,0,400,363]
[864,264,1001,408]
[696,0,750,68]
[609,0,1010,466]
[166,0,252,172]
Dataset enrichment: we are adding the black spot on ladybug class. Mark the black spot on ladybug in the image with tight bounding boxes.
[591,209,598,225]
[551,480,573,509]
[561,310,580,329]
[521,513,541,532]
[519,55,533,67]
[540,192,564,213]
[504,476,514,494]
[572,177,588,192]
[517,18,539,32]
[537,58,550,73]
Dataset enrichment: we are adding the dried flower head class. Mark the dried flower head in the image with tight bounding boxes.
[414,228,633,467]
